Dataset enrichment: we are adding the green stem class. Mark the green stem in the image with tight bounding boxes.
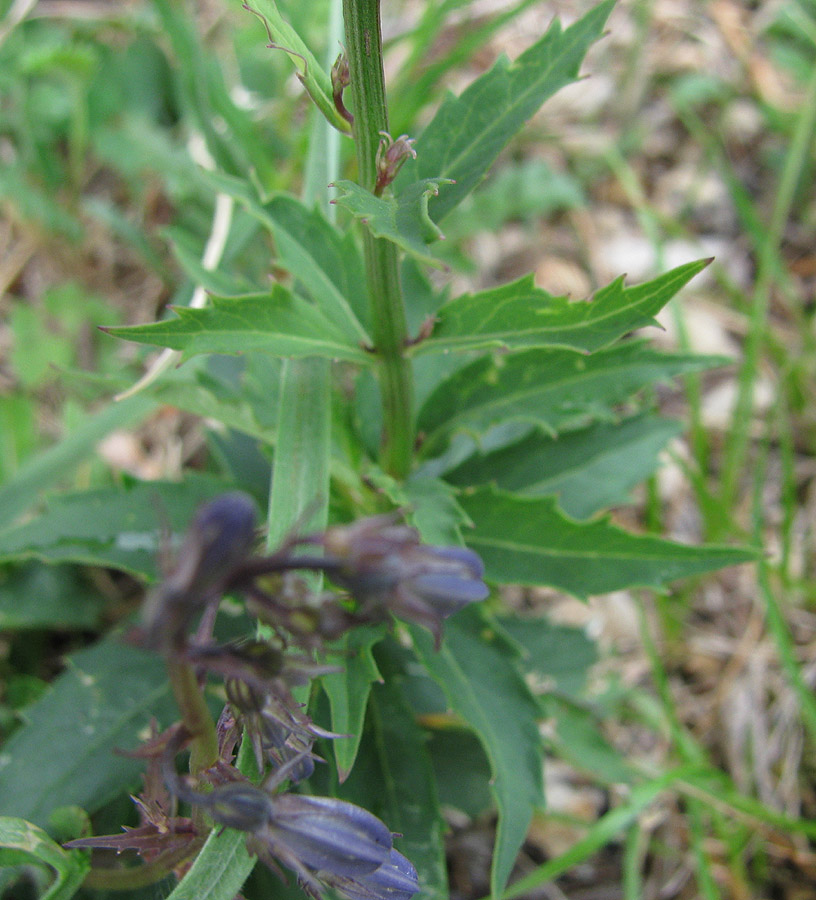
[83,844,204,891]
[343,0,414,478]
[166,656,218,775]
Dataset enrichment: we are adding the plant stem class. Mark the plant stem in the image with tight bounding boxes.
[83,844,204,890]
[166,656,218,775]
[343,0,414,478]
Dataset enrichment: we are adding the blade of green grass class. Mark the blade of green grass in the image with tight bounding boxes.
[493,767,700,900]
[721,62,816,507]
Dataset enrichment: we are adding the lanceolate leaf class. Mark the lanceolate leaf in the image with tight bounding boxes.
[460,488,757,596]
[340,681,448,900]
[104,286,372,366]
[412,260,711,356]
[0,641,176,826]
[332,178,454,267]
[201,173,370,343]
[445,414,683,519]
[0,817,89,900]
[418,341,725,457]
[0,475,245,579]
[395,0,614,222]
[321,627,385,782]
[261,194,370,338]
[164,827,255,900]
[411,607,544,899]
[242,0,350,134]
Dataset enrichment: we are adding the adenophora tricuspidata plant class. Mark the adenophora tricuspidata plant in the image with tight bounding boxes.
[68,494,484,896]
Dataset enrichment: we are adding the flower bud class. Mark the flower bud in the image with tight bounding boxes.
[313,516,488,644]
[265,794,392,878]
[326,848,420,900]
[375,133,416,194]
[143,492,257,649]
[174,492,258,595]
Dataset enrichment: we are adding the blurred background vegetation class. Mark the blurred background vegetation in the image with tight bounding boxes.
[2,0,816,897]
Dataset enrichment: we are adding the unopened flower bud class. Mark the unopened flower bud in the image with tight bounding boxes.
[313,516,488,645]
[265,794,392,878]
[331,51,350,91]
[326,848,420,900]
[332,51,353,125]
[375,133,416,195]
[143,492,257,649]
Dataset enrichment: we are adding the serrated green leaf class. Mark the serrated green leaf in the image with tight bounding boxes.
[413,260,711,356]
[243,0,350,134]
[262,194,370,339]
[201,174,370,343]
[332,178,454,267]
[460,488,757,596]
[391,0,543,134]
[0,640,177,827]
[104,285,371,366]
[411,606,544,898]
[0,817,89,900]
[338,681,448,900]
[0,475,244,579]
[445,414,683,518]
[395,0,614,222]
[418,341,725,457]
[321,627,385,782]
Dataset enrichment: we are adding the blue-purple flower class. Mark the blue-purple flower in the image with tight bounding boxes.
[313,516,489,645]
[164,761,417,900]
[143,492,257,650]
[324,848,420,900]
